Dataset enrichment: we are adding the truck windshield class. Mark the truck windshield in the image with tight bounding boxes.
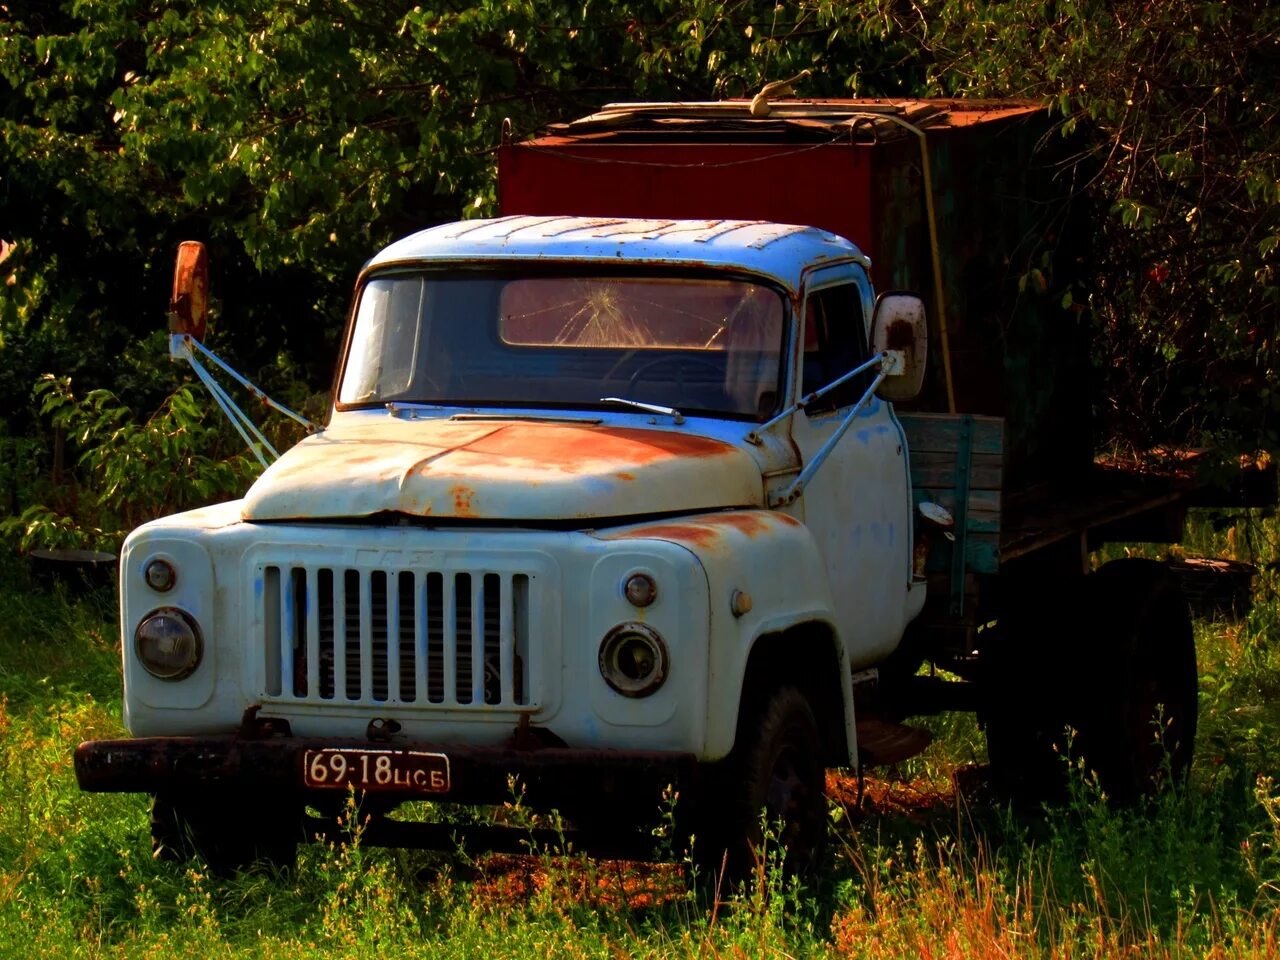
[337,270,787,419]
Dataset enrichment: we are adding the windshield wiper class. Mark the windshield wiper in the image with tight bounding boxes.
[383,401,452,420]
[597,397,685,424]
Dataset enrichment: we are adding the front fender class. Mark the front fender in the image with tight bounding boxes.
[597,510,855,764]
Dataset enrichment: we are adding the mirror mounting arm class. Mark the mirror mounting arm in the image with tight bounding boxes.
[747,350,892,445]
[767,363,891,507]
[171,334,323,468]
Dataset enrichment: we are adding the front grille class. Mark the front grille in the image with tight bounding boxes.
[262,565,532,707]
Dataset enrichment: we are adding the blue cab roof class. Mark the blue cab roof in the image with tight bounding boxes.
[365,215,869,293]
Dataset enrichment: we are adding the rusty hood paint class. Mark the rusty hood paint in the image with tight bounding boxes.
[240,416,764,522]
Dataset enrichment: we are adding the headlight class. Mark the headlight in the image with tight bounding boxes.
[135,607,203,680]
[599,623,668,697]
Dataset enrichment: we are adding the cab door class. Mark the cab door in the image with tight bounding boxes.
[789,268,912,667]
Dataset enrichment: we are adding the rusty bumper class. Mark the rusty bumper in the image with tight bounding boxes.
[74,734,697,810]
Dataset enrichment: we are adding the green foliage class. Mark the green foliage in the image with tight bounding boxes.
[0,376,263,551]
[824,0,1280,456]
[2,0,1277,499]
[0,0,894,518]
[1,0,886,285]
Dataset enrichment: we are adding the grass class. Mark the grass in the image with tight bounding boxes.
[2,510,1280,958]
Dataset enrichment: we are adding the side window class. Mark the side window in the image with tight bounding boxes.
[339,276,424,403]
[802,284,869,413]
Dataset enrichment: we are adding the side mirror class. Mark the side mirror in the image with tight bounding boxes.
[871,292,927,402]
[169,241,209,341]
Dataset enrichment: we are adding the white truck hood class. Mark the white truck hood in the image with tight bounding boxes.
[240,416,764,522]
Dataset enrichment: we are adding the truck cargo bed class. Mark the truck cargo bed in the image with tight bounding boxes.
[1001,463,1199,564]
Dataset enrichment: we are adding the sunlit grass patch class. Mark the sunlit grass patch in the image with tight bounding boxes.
[0,509,1278,956]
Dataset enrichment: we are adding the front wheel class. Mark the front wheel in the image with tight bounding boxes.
[151,790,301,874]
[694,686,827,884]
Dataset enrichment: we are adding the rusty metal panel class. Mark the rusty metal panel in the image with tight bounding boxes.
[600,508,802,552]
[74,734,697,810]
[499,143,875,266]
[240,415,764,522]
[555,99,1040,133]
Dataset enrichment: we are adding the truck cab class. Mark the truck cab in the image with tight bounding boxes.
[77,215,929,875]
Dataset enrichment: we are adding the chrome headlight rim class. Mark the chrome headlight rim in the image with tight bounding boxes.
[134,606,203,681]
[621,571,658,608]
[143,556,178,593]
[598,622,669,698]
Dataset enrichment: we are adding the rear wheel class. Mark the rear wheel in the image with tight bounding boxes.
[984,559,1197,803]
[1076,559,1197,803]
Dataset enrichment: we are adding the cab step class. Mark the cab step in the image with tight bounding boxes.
[855,717,934,766]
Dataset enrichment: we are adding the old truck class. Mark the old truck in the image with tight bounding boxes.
[76,99,1218,876]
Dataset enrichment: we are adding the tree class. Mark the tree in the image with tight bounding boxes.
[4,0,1275,548]
[0,0,889,540]
[1,0,885,405]
[824,0,1280,454]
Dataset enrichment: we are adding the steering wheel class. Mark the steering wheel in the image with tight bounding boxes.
[624,355,724,405]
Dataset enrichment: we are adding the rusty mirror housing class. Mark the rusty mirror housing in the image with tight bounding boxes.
[169,241,209,341]
[871,291,927,402]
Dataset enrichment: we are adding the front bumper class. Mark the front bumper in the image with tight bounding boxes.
[74,732,697,811]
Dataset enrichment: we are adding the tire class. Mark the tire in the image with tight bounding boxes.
[151,790,301,874]
[984,558,1197,804]
[1076,559,1198,803]
[694,686,827,885]
[982,578,1082,799]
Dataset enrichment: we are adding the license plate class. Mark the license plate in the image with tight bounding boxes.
[303,748,451,793]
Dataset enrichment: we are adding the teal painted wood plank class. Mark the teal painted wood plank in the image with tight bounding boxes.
[897,413,1005,456]
[910,451,1003,490]
[901,412,1004,575]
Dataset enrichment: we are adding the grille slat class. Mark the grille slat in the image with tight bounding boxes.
[305,568,321,697]
[263,564,531,708]
[499,575,514,705]
[442,576,458,705]
[281,569,297,696]
[470,575,484,705]
[332,570,346,699]
[359,572,373,701]
[413,571,429,701]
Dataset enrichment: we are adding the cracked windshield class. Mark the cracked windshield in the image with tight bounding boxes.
[338,272,786,418]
